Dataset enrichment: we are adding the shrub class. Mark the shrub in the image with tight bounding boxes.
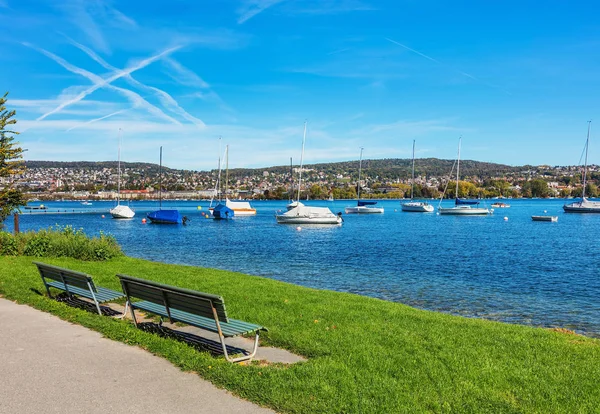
[0,226,123,261]
[0,231,18,255]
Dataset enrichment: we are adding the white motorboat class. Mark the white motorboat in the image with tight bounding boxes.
[225,199,256,216]
[563,122,600,213]
[401,140,434,213]
[345,147,384,214]
[276,203,343,224]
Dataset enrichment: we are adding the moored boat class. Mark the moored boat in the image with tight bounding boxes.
[401,140,434,213]
[345,147,384,214]
[532,215,558,222]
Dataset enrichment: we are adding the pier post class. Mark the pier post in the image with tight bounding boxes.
[13,213,19,235]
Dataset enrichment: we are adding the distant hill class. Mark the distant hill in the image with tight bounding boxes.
[25,158,532,180]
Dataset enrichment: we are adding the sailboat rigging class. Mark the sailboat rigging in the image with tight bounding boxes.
[276,121,342,224]
[212,144,235,219]
[401,140,434,213]
[563,121,600,212]
[345,147,383,214]
[109,128,135,219]
[147,147,186,224]
[438,138,491,215]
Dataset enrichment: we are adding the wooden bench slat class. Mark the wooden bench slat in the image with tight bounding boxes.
[46,281,124,303]
[132,300,266,337]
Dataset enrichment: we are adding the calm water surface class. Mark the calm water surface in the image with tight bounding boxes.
[8,199,600,338]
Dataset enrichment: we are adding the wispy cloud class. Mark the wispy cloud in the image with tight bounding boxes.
[385,37,511,95]
[237,0,285,24]
[283,0,375,15]
[66,38,206,127]
[23,42,182,122]
[66,108,129,131]
[55,0,137,54]
[162,57,209,88]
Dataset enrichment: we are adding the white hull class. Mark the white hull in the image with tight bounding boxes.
[345,206,384,214]
[225,199,257,216]
[276,205,342,225]
[401,202,434,212]
[563,198,600,213]
[438,206,491,215]
[109,204,135,219]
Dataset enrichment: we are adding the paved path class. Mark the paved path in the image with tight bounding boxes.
[0,299,275,414]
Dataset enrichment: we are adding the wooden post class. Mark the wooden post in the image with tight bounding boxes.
[13,213,19,235]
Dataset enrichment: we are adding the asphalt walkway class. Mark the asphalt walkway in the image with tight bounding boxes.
[0,299,275,414]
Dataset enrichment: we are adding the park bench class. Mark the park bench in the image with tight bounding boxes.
[117,274,268,363]
[33,261,126,316]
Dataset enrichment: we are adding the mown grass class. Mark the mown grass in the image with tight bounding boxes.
[1,255,599,413]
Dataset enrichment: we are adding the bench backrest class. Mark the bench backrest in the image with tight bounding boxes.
[117,274,229,323]
[33,261,97,292]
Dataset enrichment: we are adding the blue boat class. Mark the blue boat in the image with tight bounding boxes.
[147,209,183,224]
[455,197,480,205]
[212,203,234,220]
[147,146,184,224]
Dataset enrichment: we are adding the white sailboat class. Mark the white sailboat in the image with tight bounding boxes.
[401,140,434,213]
[438,138,491,216]
[109,128,135,219]
[563,121,600,213]
[276,121,342,225]
[345,147,384,214]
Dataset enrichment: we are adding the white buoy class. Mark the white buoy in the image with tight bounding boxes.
[544,210,547,213]
[296,226,302,231]
[101,215,105,218]
[504,216,508,221]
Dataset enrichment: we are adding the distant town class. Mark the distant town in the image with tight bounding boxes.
[8,158,599,201]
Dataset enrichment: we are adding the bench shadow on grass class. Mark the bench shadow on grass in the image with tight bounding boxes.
[49,292,249,359]
[54,292,122,317]
[137,322,248,358]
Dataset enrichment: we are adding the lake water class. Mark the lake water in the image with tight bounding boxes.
[6,199,600,338]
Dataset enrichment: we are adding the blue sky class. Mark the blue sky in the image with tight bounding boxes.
[2,0,600,170]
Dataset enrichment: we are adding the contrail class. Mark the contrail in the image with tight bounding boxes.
[385,37,510,95]
[237,0,285,24]
[23,43,181,124]
[66,108,129,131]
[24,42,182,121]
[66,38,206,127]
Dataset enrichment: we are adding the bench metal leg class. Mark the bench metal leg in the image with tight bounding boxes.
[219,332,260,364]
[114,300,129,319]
[87,282,102,315]
[127,302,138,326]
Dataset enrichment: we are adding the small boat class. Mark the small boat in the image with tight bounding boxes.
[24,204,47,210]
[491,202,510,208]
[81,201,92,206]
[147,147,184,224]
[401,140,434,213]
[345,147,384,214]
[563,121,600,213]
[276,121,342,225]
[109,128,135,219]
[532,215,558,222]
[211,203,235,219]
[210,143,236,220]
[438,138,491,216]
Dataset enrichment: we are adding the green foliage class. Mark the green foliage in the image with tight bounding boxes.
[0,231,18,255]
[0,226,123,261]
[0,92,26,225]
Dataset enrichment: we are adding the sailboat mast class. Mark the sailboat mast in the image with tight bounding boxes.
[297,121,307,202]
[159,146,162,209]
[225,145,229,200]
[582,121,591,199]
[289,157,293,202]
[116,128,121,204]
[456,137,461,199]
[410,140,415,200]
[357,147,363,200]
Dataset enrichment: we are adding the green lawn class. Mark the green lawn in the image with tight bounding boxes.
[1,255,598,413]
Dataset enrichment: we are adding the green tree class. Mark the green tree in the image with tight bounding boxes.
[0,93,26,226]
[530,179,550,197]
